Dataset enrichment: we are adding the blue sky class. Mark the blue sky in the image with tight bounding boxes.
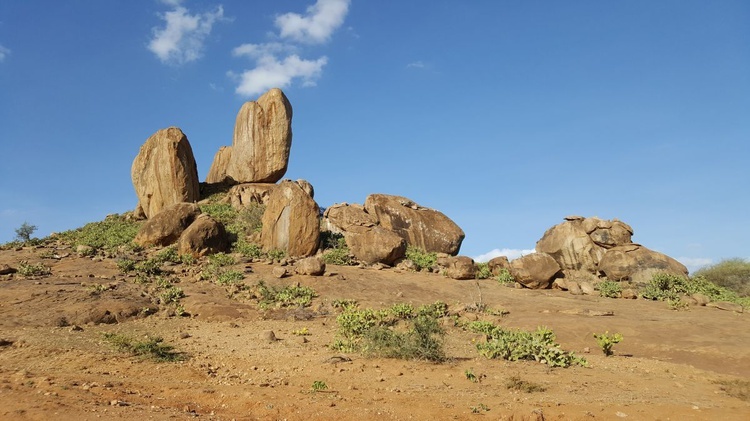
[1,0,748,272]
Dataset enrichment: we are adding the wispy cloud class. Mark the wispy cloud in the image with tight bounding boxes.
[0,44,10,62]
[148,1,225,65]
[275,0,350,44]
[474,248,535,263]
[232,0,350,97]
[407,61,426,69]
[676,257,713,274]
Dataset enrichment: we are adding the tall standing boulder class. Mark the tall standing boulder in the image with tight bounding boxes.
[131,127,200,218]
[205,146,233,184]
[364,194,465,255]
[225,88,293,183]
[261,180,320,257]
[598,244,688,284]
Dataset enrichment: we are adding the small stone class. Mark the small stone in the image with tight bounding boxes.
[272,266,288,278]
[179,332,191,339]
[262,330,277,342]
[69,325,83,332]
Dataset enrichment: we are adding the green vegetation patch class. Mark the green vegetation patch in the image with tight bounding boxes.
[56,214,140,252]
[17,261,52,277]
[640,272,750,308]
[694,258,750,297]
[598,279,622,298]
[321,234,355,266]
[405,246,437,271]
[102,332,184,362]
[255,281,317,309]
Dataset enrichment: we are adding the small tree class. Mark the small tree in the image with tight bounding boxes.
[15,222,38,242]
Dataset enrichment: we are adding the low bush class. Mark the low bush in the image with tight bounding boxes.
[495,268,515,285]
[255,281,317,309]
[17,261,51,277]
[475,262,492,280]
[694,258,750,297]
[593,331,623,356]
[405,246,437,271]
[56,214,140,252]
[102,332,184,362]
[641,272,750,308]
[598,279,622,298]
[321,235,355,266]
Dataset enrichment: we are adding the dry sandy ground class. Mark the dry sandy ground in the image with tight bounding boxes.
[1,244,749,421]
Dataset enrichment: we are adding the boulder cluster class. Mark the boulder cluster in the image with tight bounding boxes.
[129,88,464,264]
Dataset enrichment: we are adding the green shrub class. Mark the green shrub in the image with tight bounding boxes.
[641,272,750,308]
[266,249,286,261]
[216,270,245,285]
[321,235,355,266]
[598,279,622,298]
[226,203,265,235]
[694,258,750,297]
[160,286,184,304]
[199,203,237,228]
[102,333,184,362]
[593,331,623,356]
[17,261,51,277]
[311,380,328,392]
[232,239,264,259]
[495,268,515,285]
[471,323,586,367]
[154,246,180,264]
[56,214,140,252]
[208,252,235,267]
[475,262,491,280]
[362,314,446,362]
[405,246,437,271]
[389,303,415,319]
[417,301,449,318]
[255,281,317,309]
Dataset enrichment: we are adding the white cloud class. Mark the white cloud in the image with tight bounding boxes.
[232,54,327,97]
[231,0,349,97]
[275,0,350,44]
[0,44,10,62]
[474,248,535,263]
[676,257,713,274]
[407,61,426,69]
[148,4,225,65]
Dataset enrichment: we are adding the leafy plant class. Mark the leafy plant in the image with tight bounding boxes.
[102,332,184,362]
[694,258,750,297]
[405,246,437,271]
[311,380,328,392]
[321,235,354,266]
[389,303,415,319]
[160,286,184,304]
[56,214,140,253]
[598,279,622,298]
[292,327,311,336]
[255,281,317,309]
[17,261,51,277]
[495,268,515,285]
[266,249,286,261]
[475,262,491,280]
[641,272,750,308]
[15,222,37,242]
[362,313,446,362]
[593,331,623,356]
[470,403,490,414]
[216,270,245,285]
[470,322,586,367]
[232,239,263,259]
[465,368,479,383]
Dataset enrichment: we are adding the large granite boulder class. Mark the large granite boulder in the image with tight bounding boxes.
[205,146,232,184]
[322,203,378,234]
[225,88,293,183]
[261,180,320,257]
[439,256,476,280]
[131,127,200,218]
[510,253,561,289]
[177,214,229,258]
[364,194,464,255]
[133,203,201,247]
[344,226,406,265]
[536,216,632,273]
[598,244,689,284]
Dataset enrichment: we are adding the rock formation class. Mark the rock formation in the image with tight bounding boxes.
[227,183,277,209]
[224,88,293,184]
[177,214,229,257]
[344,226,406,266]
[133,203,201,247]
[205,146,232,184]
[438,256,476,280]
[131,127,200,218]
[598,243,688,284]
[261,180,320,257]
[364,194,465,255]
[510,253,561,289]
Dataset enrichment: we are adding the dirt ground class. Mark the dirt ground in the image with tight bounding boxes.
[1,244,749,421]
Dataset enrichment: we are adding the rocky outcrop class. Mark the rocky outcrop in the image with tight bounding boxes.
[487,256,511,275]
[344,226,406,265]
[536,216,633,273]
[225,88,293,184]
[510,253,561,289]
[227,183,277,209]
[322,203,378,234]
[598,244,688,284]
[133,203,201,247]
[205,146,232,184]
[177,214,229,258]
[261,180,320,257]
[364,194,464,255]
[438,256,476,280]
[131,127,200,218]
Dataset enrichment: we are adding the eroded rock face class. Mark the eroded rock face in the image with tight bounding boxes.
[131,127,200,218]
[363,194,465,255]
[227,183,277,209]
[487,256,511,275]
[598,244,688,284]
[295,256,326,276]
[205,146,233,184]
[226,88,293,183]
[344,226,406,265]
[133,203,201,247]
[261,180,320,257]
[510,253,561,289]
[322,203,378,234]
[440,256,476,280]
[536,216,632,273]
[177,214,229,258]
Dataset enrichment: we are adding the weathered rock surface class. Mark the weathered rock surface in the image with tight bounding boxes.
[226,88,293,184]
[131,127,200,218]
[440,256,476,280]
[344,226,406,265]
[597,244,688,284]
[536,216,633,273]
[134,203,201,247]
[295,179,314,199]
[295,256,326,276]
[322,203,378,234]
[177,214,229,257]
[487,256,511,275]
[364,194,464,255]
[0,264,16,275]
[509,253,561,289]
[261,180,320,257]
[205,146,233,184]
[227,183,277,209]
